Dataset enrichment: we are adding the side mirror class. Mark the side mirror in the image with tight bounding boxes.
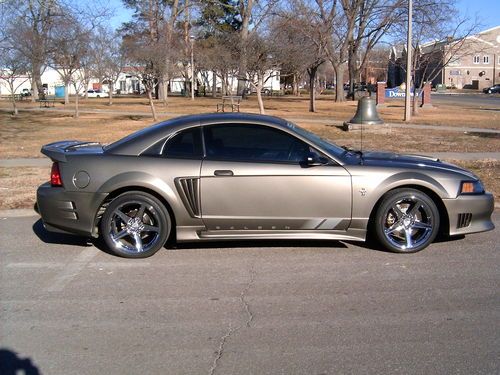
[301,152,329,167]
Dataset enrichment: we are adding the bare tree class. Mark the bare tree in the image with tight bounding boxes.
[278,1,330,111]
[270,16,312,96]
[0,0,61,101]
[234,0,279,97]
[122,0,184,114]
[90,28,126,105]
[0,46,30,116]
[391,0,480,115]
[245,34,278,113]
[343,0,404,100]
[48,15,90,108]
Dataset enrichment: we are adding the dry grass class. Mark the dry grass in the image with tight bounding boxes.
[0,167,47,209]
[450,160,500,202]
[0,112,153,158]
[3,94,500,129]
[1,160,497,210]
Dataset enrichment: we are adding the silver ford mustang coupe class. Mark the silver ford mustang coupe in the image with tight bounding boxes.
[36,113,494,258]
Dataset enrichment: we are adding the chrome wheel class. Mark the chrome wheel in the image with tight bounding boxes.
[375,189,439,253]
[109,201,160,253]
[101,192,170,258]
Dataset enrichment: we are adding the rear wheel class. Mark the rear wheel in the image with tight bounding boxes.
[100,191,171,258]
[374,189,439,253]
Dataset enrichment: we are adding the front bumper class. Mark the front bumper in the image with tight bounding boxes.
[443,193,495,236]
[36,182,107,237]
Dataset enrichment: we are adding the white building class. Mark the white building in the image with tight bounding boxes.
[1,65,281,97]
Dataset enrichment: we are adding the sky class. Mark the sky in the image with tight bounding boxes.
[104,0,499,32]
[456,0,500,31]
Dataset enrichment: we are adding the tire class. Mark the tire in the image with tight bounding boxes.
[96,95,100,98]
[374,188,439,253]
[100,191,171,258]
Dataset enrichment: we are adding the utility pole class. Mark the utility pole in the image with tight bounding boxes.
[404,0,412,122]
[190,35,195,101]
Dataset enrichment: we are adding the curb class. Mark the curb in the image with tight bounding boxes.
[0,208,39,218]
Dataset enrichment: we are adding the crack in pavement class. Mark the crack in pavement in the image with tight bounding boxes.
[209,267,256,375]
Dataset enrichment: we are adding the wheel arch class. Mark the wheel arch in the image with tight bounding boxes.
[367,184,450,240]
[93,186,177,243]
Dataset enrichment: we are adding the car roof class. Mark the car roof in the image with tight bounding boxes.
[105,113,290,156]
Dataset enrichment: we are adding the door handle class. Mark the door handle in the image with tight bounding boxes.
[214,170,234,176]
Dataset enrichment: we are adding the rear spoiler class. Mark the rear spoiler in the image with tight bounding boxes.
[41,141,100,162]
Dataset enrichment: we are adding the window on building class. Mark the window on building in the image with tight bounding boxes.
[483,56,489,64]
[473,56,480,64]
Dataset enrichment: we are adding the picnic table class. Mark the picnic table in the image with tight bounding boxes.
[216,96,242,112]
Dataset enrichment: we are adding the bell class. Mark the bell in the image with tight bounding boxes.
[344,97,384,129]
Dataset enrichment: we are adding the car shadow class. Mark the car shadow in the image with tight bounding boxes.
[170,239,348,251]
[33,218,354,255]
[32,219,93,247]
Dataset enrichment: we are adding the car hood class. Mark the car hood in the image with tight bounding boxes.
[358,151,478,179]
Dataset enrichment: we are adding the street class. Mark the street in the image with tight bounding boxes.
[431,93,500,108]
[1,213,499,375]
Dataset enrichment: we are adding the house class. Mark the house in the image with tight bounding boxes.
[386,25,500,90]
[439,26,500,89]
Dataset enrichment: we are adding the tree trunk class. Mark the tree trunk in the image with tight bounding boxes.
[109,82,114,106]
[31,63,42,101]
[256,76,265,114]
[10,92,18,116]
[308,66,318,112]
[147,89,157,121]
[212,70,217,98]
[334,65,345,102]
[293,73,299,96]
[74,88,80,118]
[347,58,357,101]
[236,0,253,97]
[64,82,70,105]
[411,85,419,116]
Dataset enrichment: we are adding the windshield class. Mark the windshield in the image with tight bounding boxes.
[286,122,345,158]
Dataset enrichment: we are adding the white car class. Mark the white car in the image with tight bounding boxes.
[83,89,109,98]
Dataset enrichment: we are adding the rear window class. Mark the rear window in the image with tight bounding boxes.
[162,127,203,159]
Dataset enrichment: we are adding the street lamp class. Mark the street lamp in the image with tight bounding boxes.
[190,35,195,101]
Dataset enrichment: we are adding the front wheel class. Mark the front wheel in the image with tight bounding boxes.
[374,189,440,253]
[100,191,171,258]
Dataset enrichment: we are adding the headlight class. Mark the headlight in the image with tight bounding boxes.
[460,180,485,194]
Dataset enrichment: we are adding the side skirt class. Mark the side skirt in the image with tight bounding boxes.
[176,226,366,243]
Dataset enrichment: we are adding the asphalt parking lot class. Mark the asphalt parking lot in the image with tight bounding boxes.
[1,213,499,375]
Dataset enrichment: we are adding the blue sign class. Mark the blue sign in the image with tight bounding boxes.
[385,87,421,98]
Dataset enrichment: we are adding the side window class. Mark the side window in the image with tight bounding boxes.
[203,124,318,163]
[162,127,202,159]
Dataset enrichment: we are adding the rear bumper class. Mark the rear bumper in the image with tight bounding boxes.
[443,193,495,236]
[36,182,107,237]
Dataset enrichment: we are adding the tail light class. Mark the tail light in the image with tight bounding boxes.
[51,162,63,187]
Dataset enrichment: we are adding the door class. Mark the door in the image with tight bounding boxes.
[200,124,352,231]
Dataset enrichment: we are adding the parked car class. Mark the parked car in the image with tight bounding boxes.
[83,89,109,98]
[36,113,494,258]
[20,88,32,97]
[483,84,500,94]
